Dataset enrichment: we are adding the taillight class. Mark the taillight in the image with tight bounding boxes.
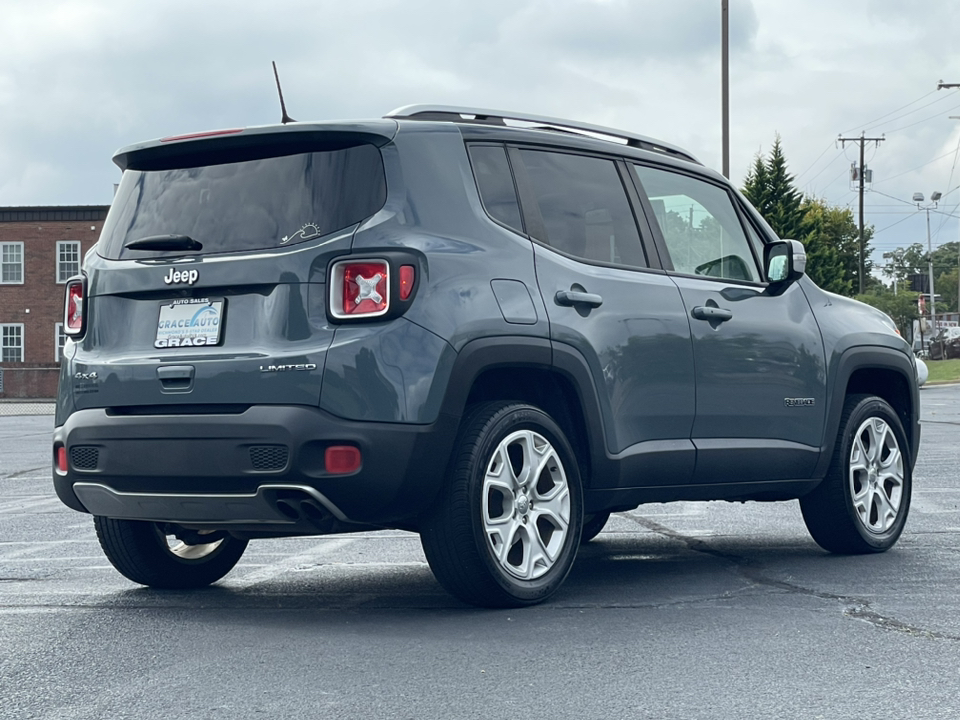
[64,278,85,336]
[329,259,390,319]
[399,265,415,301]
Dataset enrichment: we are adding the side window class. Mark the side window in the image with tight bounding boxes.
[467,145,524,234]
[517,149,646,268]
[633,165,761,282]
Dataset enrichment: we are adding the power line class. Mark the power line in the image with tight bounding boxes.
[795,142,840,182]
[861,90,960,134]
[841,88,939,135]
[872,149,960,186]
[883,98,960,134]
[838,133,886,293]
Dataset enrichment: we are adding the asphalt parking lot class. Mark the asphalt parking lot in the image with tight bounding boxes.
[1,387,958,719]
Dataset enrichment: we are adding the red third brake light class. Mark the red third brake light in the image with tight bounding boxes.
[64,279,85,336]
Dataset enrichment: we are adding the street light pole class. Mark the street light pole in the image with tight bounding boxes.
[915,190,942,340]
[721,0,729,179]
[926,205,936,331]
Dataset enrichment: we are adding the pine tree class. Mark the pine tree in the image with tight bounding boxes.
[742,154,771,217]
[742,136,868,297]
[764,137,804,241]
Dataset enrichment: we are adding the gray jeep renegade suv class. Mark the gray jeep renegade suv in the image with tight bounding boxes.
[53,105,920,607]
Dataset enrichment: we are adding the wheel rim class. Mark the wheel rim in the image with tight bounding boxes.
[482,429,571,580]
[156,526,224,561]
[848,416,904,535]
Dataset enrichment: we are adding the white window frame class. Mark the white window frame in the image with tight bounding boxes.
[56,241,81,283]
[55,322,67,362]
[1,323,24,362]
[1,242,24,285]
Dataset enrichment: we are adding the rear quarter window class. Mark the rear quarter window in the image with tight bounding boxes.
[99,143,386,259]
[467,144,524,234]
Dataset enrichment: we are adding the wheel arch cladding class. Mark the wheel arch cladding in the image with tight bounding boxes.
[463,366,592,486]
[817,347,919,478]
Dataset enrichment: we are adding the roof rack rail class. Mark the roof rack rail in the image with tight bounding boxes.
[385,104,701,165]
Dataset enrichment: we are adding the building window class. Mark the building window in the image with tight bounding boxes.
[1,242,24,284]
[1,324,24,362]
[55,323,67,362]
[57,241,81,283]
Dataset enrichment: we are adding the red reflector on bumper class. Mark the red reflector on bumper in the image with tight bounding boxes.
[56,446,67,473]
[325,446,362,474]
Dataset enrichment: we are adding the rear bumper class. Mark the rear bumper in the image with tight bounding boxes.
[53,405,459,530]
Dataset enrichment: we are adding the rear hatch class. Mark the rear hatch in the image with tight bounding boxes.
[71,123,395,410]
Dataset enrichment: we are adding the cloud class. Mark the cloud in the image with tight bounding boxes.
[0,0,959,260]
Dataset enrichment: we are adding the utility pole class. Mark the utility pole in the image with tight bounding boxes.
[721,0,729,178]
[838,132,885,294]
[951,112,960,315]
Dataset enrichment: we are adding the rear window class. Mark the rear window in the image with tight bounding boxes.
[99,144,386,259]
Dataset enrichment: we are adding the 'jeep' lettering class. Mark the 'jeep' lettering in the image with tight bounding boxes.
[163,268,199,285]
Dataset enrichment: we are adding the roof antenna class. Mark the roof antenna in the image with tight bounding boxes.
[272,61,296,124]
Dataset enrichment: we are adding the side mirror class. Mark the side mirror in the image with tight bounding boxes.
[764,239,806,285]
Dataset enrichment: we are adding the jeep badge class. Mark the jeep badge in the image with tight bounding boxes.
[164,268,199,285]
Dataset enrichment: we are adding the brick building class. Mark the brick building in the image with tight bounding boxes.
[0,206,110,399]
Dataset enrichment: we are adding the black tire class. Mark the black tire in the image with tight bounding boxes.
[581,512,611,543]
[420,402,584,608]
[94,517,248,588]
[800,394,912,554]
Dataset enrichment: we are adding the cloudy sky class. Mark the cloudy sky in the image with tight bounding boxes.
[4,0,960,265]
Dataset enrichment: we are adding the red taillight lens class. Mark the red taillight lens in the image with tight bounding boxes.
[325,445,362,475]
[399,265,415,301]
[64,279,84,336]
[56,446,67,473]
[330,260,390,319]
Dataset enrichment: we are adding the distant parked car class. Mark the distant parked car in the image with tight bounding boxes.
[916,357,928,386]
[928,327,960,361]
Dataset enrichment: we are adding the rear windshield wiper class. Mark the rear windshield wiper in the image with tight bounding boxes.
[124,234,203,252]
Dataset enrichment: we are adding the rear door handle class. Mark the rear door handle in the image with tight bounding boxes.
[691,306,733,322]
[555,290,603,308]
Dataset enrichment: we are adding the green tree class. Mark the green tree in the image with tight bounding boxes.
[742,137,873,297]
[881,243,926,290]
[832,207,876,293]
[881,241,959,312]
[931,241,960,312]
[742,135,804,240]
[855,286,920,339]
[938,267,959,314]
[799,198,852,296]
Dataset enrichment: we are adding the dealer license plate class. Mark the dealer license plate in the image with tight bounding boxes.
[155,298,224,349]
